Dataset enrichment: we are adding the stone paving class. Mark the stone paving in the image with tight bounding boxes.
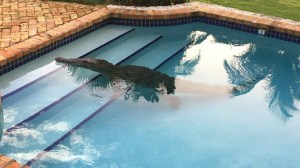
[0,0,101,49]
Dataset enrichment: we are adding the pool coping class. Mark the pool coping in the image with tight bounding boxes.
[0,154,29,168]
[0,2,299,75]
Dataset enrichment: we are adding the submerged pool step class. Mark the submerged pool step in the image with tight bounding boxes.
[30,44,190,168]
[124,39,191,69]
[0,25,134,96]
[28,42,192,166]
[1,38,191,165]
[0,35,165,164]
[2,34,163,130]
[2,28,135,100]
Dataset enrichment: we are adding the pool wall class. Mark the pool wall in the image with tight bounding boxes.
[0,2,299,76]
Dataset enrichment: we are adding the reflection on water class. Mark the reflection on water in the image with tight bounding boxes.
[175,31,207,76]
[0,120,75,163]
[3,131,99,165]
[30,132,108,167]
[57,56,233,105]
[163,29,300,122]
[224,44,300,121]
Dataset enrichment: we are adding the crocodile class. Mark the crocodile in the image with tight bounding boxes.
[55,57,176,94]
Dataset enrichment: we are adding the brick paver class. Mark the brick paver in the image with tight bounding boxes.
[0,0,101,49]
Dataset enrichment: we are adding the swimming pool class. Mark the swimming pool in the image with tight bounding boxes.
[0,22,300,167]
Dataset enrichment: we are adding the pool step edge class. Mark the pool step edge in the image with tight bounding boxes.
[24,39,191,167]
[2,28,136,100]
[4,35,163,134]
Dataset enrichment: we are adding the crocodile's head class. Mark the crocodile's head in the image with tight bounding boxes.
[55,57,115,74]
[55,57,112,67]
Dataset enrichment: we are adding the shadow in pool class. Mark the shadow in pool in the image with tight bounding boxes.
[224,45,300,121]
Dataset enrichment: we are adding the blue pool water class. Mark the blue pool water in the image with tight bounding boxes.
[0,22,300,168]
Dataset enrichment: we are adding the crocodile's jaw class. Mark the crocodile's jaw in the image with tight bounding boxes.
[55,57,116,76]
[55,57,97,66]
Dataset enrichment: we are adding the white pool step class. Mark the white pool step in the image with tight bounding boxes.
[124,39,190,69]
[1,38,190,165]
[2,34,162,130]
[0,25,134,96]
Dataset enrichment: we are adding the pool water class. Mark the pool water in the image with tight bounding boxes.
[0,22,300,168]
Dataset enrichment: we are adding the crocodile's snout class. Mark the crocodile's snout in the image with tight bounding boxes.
[55,57,65,62]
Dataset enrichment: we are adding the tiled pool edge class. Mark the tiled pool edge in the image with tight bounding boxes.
[0,7,112,76]
[0,2,299,76]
